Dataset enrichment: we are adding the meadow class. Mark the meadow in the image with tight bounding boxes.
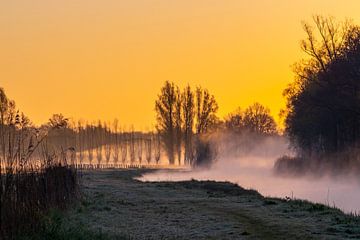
[34,169,360,240]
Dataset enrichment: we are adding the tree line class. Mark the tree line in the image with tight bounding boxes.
[40,116,163,168]
[0,94,164,170]
[155,81,278,167]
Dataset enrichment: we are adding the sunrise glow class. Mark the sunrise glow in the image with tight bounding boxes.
[1,1,360,128]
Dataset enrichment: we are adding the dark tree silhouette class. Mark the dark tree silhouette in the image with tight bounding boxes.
[155,82,219,166]
[112,119,120,164]
[224,107,243,133]
[195,87,219,134]
[182,85,195,164]
[145,135,152,164]
[174,86,182,165]
[95,121,103,166]
[48,114,69,129]
[104,122,112,164]
[120,127,128,164]
[155,81,178,164]
[242,103,277,135]
[0,87,10,126]
[0,88,10,161]
[129,126,136,163]
[154,132,161,164]
[283,16,360,158]
[193,87,219,167]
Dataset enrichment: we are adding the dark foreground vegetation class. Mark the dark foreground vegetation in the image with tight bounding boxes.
[2,167,78,240]
[53,169,360,240]
[0,89,79,239]
[276,16,360,175]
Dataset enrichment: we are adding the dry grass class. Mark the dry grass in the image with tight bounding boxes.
[0,119,79,239]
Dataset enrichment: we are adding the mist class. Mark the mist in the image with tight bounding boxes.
[139,132,360,213]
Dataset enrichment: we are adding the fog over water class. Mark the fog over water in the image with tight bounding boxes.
[139,135,360,213]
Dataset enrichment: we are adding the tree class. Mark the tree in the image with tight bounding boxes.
[242,103,277,135]
[104,122,112,164]
[193,87,219,167]
[155,81,178,164]
[137,137,143,164]
[112,119,120,165]
[48,114,68,129]
[76,120,85,165]
[0,88,10,162]
[283,16,360,155]
[95,121,103,166]
[182,85,195,164]
[174,87,182,165]
[0,88,9,126]
[129,126,135,163]
[224,107,243,133]
[120,127,128,164]
[155,82,219,166]
[145,135,152,164]
[195,87,219,134]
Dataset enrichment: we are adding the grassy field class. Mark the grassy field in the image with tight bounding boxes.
[54,169,360,240]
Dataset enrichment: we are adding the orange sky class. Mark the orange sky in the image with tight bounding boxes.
[1,1,360,129]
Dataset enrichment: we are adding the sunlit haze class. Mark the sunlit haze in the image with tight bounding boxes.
[1,1,360,128]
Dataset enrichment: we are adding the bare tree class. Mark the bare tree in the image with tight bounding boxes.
[182,85,195,165]
[129,126,135,163]
[243,103,277,135]
[224,107,243,133]
[120,127,128,164]
[76,120,84,166]
[0,88,10,164]
[193,87,219,167]
[145,134,152,164]
[175,87,182,165]
[95,121,103,167]
[195,87,219,134]
[154,131,161,164]
[104,122,112,165]
[86,123,94,166]
[137,137,143,164]
[155,81,177,164]
[113,119,120,165]
[300,16,351,73]
[48,114,68,129]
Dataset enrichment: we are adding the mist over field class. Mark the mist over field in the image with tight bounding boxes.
[140,133,360,213]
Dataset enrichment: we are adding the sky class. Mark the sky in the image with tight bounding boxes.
[1,1,360,129]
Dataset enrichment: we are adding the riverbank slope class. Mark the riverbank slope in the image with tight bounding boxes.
[61,169,360,239]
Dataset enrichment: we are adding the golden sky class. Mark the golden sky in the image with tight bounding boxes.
[1,1,359,129]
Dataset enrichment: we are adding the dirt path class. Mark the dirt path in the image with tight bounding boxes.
[64,169,360,239]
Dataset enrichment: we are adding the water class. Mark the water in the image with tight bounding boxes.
[139,155,360,213]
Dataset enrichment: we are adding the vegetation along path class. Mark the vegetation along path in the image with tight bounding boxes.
[61,169,360,240]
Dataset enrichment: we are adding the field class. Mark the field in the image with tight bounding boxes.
[51,169,360,240]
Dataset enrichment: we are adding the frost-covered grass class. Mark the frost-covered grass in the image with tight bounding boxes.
[16,209,129,240]
[60,169,360,239]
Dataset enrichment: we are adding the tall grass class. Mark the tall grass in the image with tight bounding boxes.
[0,116,79,239]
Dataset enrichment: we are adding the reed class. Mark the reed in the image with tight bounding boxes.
[0,114,79,239]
